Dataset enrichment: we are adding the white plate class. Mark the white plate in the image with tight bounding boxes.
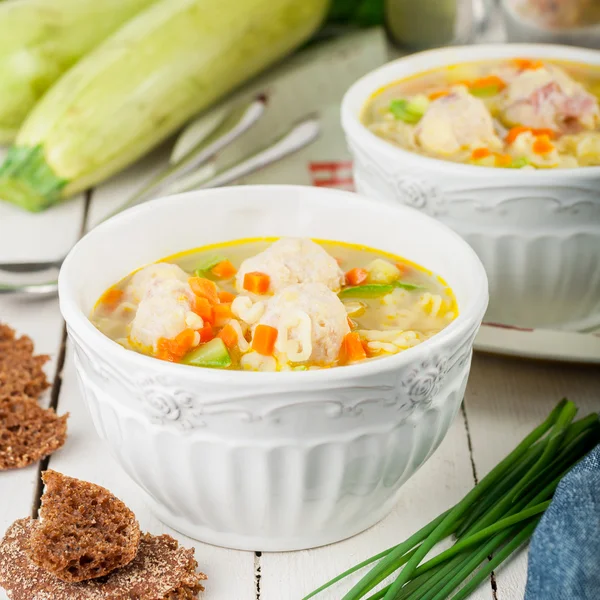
[475,323,600,364]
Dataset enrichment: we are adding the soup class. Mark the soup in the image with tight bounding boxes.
[90,237,457,371]
[507,0,600,29]
[362,57,600,169]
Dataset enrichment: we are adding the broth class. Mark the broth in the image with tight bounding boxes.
[362,58,600,169]
[91,237,457,371]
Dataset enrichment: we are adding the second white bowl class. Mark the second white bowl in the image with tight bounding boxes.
[342,44,600,331]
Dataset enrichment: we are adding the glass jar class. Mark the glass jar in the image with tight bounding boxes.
[385,0,494,50]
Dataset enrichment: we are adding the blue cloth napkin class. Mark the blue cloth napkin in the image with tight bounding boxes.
[525,443,600,600]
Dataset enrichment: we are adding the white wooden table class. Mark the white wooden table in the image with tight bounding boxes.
[1,149,599,600]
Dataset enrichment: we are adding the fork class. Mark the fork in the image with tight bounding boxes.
[0,112,321,296]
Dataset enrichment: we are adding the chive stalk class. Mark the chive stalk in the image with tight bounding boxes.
[377,401,573,600]
[304,400,599,600]
[446,521,539,600]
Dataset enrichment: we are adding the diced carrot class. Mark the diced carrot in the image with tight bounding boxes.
[197,323,215,343]
[99,288,123,311]
[211,260,237,279]
[213,303,233,327]
[218,324,238,349]
[252,324,278,356]
[533,128,557,139]
[469,75,506,91]
[361,339,370,356]
[189,277,219,304]
[243,271,270,295]
[512,58,544,71]
[505,126,529,144]
[506,126,557,144]
[494,153,513,167]
[395,262,408,275]
[157,328,196,362]
[156,340,177,362]
[345,267,368,286]
[533,135,555,155]
[340,332,367,364]
[429,90,449,100]
[218,290,236,303]
[193,297,214,323]
[471,147,492,160]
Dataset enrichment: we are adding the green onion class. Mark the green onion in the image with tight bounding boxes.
[389,99,424,124]
[339,281,421,299]
[302,512,450,600]
[304,400,599,600]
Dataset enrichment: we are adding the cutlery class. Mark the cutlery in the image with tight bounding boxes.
[0,114,321,296]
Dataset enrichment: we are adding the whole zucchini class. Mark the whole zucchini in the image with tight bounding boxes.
[0,0,158,144]
[0,0,329,212]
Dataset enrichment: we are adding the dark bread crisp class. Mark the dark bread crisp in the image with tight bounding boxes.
[27,471,142,583]
[0,323,67,470]
[0,395,68,470]
[0,519,207,600]
[0,324,50,403]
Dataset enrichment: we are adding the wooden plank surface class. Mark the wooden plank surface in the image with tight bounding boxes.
[44,346,257,600]
[0,192,85,600]
[260,412,493,600]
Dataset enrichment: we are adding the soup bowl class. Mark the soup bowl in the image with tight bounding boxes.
[342,43,600,331]
[59,185,488,551]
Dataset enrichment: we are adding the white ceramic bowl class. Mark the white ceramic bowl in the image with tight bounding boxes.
[59,185,488,552]
[342,44,600,331]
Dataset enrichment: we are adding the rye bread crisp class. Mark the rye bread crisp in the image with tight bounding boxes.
[0,323,67,470]
[28,471,141,583]
[0,519,207,600]
[0,395,68,470]
[0,324,49,403]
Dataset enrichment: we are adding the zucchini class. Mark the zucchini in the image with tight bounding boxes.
[194,254,228,278]
[182,338,231,368]
[389,96,429,124]
[365,258,401,284]
[0,0,328,212]
[0,0,158,144]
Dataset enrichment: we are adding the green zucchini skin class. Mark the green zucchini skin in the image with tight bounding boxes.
[0,0,328,211]
[0,0,158,144]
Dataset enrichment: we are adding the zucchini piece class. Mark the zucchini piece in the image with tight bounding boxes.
[389,98,424,124]
[469,85,500,98]
[507,156,529,169]
[365,258,401,284]
[194,254,228,277]
[182,338,231,369]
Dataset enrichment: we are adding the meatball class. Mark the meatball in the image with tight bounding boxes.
[415,86,502,156]
[235,238,345,294]
[501,65,600,132]
[126,263,190,304]
[126,264,199,351]
[257,282,350,364]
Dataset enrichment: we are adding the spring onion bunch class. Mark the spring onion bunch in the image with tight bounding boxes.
[304,399,599,600]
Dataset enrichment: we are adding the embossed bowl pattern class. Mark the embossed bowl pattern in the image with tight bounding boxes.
[342,44,600,331]
[59,186,488,551]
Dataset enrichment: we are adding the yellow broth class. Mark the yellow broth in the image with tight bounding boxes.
[91,238,457,371]
[362,58,600,169]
